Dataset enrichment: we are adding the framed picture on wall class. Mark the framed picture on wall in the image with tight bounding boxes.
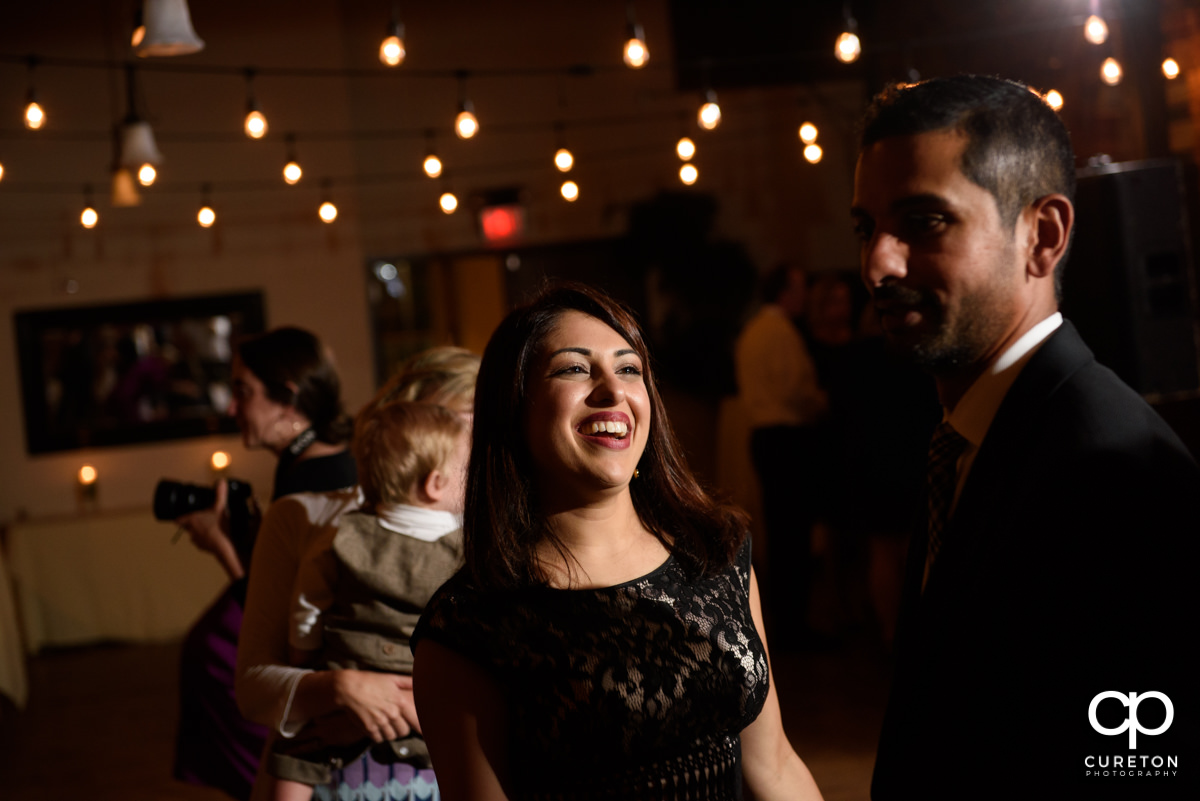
[14,292,266,454]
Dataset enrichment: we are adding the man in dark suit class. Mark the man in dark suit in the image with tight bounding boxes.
[851,75,1198,799]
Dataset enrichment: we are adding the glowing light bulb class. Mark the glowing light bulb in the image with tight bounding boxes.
[455,109,478,139]
[1163,58,1181,80]
[1084,15,1108,45]
[137,164,157,186]
[319,201,338,222]
[554,148,574,172]
[1101,57,1123,86]
[835,32,861,64]
[211,451,230,470]
[803,143,823,164]
[561,180,579,201]
[25,101,45,130]
[439,192,458,213]
[624,37,649,68]
[423,154,443,178]
[79,465,98,485]
[798,122,818,144]
[283,160,302,184]
[679,164,698,185]
[198,206,216,227]
[676,137,695,161]
[1044,90,1064,111]
[81,207,98,228]
[380,34,405,66]
[0,162,5,182]
[131,25,145,47]
[245,110,268,139]
[698,98,721,131]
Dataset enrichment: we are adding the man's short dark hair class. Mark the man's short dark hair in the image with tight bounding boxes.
[860,75,1076,294]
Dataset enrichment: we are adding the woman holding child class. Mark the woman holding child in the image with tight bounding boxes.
[235,347,478,801]
[413,284,824,800]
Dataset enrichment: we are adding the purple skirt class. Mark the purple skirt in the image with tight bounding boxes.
[314,757,438,801]
[174,582,269,801]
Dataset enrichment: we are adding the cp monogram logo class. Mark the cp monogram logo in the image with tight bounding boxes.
[1088,691,1174,749]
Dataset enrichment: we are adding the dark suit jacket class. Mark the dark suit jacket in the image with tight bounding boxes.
[872,321,1199,800]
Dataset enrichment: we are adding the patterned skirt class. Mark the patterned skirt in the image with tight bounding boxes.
[312,755,438,801]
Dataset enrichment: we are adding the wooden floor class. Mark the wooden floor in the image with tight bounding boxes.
[0,636,891,801]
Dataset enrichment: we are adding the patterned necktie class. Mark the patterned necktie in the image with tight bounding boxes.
[923,421,968,593]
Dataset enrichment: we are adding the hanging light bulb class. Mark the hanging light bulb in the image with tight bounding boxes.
[1163,58,1181,80]
[379,7,406,67]
[679,164,698,185]
[0,161,5,182]
[676,136,695,161]
[24,95,45,130]
[454,72,478,139]
[455,104,478,139]
[137,164,157,186]
[803,143,823,164]
[318,178,337,222]
[244,70,267,139]
[1044,89,1064,111]
[561,180,579,201]
[197,183,215,227]
[282,133,302,184]
[623,2,649,69]
[1101,57,1123,86]
[80,186,99,228]
[117,66,164,186]
[439,191,458,213]
[698,90,721,130]
[554,148,574,172]
[798,122,818,144]
[131,5,146,49]
[423,154,443,178]
[1084,15,1108,45]
[835,31,861,63]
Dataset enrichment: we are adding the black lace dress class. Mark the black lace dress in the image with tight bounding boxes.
[412,539,768,800]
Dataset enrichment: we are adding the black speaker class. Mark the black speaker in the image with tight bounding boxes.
[1063,158,1200,398]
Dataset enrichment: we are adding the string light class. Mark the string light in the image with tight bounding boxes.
[1163,58,1180,80]
[24,57,45,130]
[283,134,302,184]
[379,6,406,67]
[623,3,649,68]
[698,90,721,130]
[1100,57,1122,86]
[1084,15,1108,45]
[80,184,99,228]
[803,143,823,164]
[439,191,458,213]
[835,7,862,64]
[1044,89,1064,110]
[560,180,579,201]
[244,69,268,139]
[422,129,443,177]
[318,179,337,222]
[197,183,215,227]
[798,122,818,144]
[554,147,574,172]
[676,136,695,160]
[679,163,698,185]
[455,72,478,139]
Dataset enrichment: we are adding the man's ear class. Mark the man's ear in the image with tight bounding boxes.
[1027,193,1074,279]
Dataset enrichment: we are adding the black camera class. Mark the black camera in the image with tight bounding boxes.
[154,478,259,572]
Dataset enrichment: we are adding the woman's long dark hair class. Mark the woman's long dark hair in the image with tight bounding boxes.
[464,282,747,590]
[237,327,354,445]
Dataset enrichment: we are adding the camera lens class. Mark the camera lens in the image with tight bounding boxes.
[153,480,216,521]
